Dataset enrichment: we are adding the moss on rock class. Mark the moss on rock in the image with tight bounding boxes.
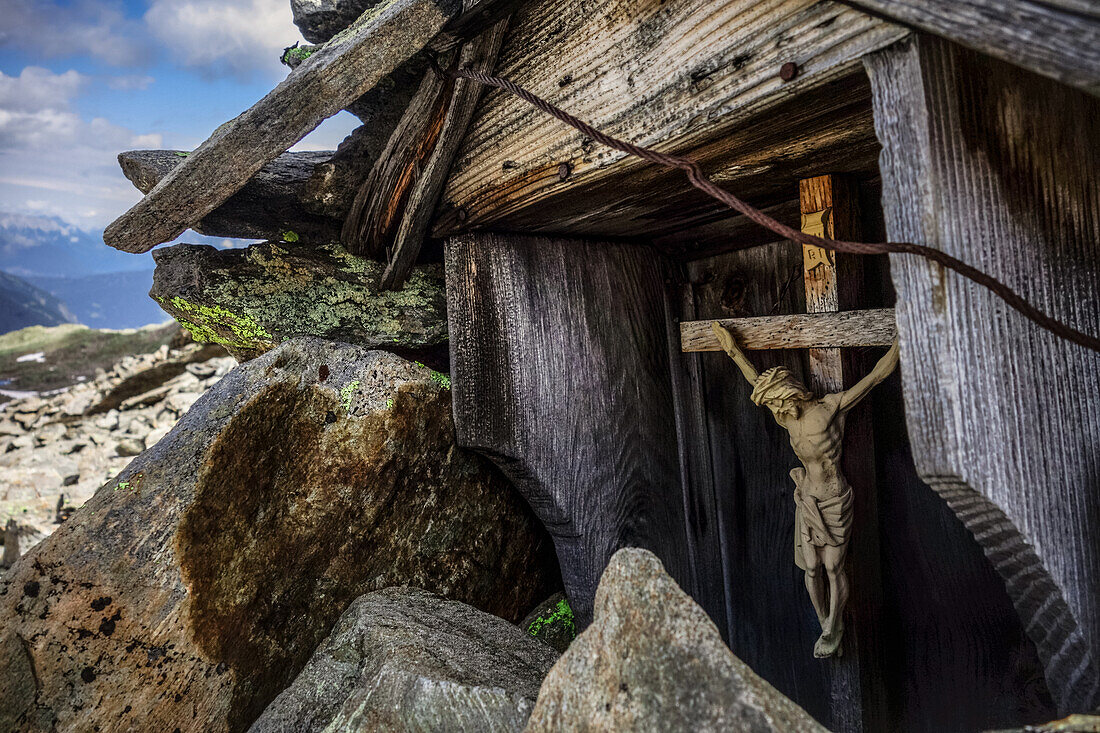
[150,241,447,361]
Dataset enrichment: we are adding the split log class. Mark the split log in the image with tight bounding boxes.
[431,0,908,247]
[380,18,509,288]
[342,18,508,286]
[341,52,456,260]
[866,35,1100,712]
[680,309,896,352]
[840,0,1100,96]
[104,0,513,254]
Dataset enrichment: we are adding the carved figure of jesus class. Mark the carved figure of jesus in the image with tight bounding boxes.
[711,322,900,658]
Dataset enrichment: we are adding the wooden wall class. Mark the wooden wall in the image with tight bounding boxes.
[866,35,1100,713]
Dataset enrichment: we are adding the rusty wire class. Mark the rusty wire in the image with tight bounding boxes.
[430,59,1100,354]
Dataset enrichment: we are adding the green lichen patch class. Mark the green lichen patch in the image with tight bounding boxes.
[280,44,317,65]
[156,296,275,353]
[526,597,576,642]
[340,380,361,411]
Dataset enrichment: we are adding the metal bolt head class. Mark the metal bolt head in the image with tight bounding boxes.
[455,207,468,223]
[779,62,799,82]
[558,162,572,181]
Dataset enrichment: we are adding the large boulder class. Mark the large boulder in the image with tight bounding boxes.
[526,548,829,732]
[0,339,559,732]
[151,241,448,361]
[251,587,559,732]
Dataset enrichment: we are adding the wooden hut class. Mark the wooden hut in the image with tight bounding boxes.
[107,0,1100,730]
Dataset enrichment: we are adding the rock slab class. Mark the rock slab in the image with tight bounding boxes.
[150,241,448,361]
[526,548,830,733]
[251,587,560,732]
[0,338,559,732]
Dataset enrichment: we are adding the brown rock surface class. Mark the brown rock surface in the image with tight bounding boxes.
[0,338,559,732]
[526,548,829,733]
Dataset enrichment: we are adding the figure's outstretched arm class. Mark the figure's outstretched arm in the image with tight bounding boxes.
[711,322,759,386]
[837,338,900,413]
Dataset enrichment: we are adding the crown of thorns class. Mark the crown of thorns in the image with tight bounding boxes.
[750,367,813,405]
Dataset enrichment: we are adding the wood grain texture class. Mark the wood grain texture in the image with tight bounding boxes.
[800,174,864,393]
[343,53,455,259]
[445,232,690,627]
[433,0,907,242]
[866,35,1100,712]
[380,18,509,288]
[681,309,896,352]
[840,0,1100,95]
[104,0,467,254]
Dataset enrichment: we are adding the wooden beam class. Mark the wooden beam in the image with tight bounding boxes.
[432,0,908,242]
[680,309,895,352]
[381,18,509,289]
[445,232,690,628]
[103,0,510,254]
[800,174,863,393]
[840,0,1100,96]
[865,35,1100,712]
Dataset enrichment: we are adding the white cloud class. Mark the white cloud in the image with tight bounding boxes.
[145,0,302,80]
[0,67,162,229]
[0,0,152,67]
[107,74,156,91]
[0,67,85,113]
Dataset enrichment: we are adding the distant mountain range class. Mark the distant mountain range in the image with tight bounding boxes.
[0,213,154,279]
[26,271,168,330]
[0,212,250,333]
[0,270,78,334]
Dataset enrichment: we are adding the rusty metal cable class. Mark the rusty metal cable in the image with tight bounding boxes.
[431,59,1100,354]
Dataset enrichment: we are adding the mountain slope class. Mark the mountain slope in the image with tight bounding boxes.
[27,271,167,330]
[0,270,78,334]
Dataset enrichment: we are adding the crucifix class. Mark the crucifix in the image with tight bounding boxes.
[679,174,898,667]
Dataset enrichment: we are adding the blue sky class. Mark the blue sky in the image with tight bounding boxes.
[0,0,358,232]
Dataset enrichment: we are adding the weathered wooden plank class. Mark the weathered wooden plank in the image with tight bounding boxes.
[800,174,864,393]
[342,52,455,260]
[445,232,690,627]
[680,309,896,352]
[380,18,509,288]
[840,0,1100,96]
[104,0,508,254]
[865,35,1100,712]
[433,0,907,242]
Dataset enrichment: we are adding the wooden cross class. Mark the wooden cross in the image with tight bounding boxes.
[679,174,891,732]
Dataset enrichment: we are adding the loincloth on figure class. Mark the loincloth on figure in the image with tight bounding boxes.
[790,467,853,570]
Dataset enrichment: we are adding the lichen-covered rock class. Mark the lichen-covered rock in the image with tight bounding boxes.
[521,593,577,653]
[526,548,829,733]
[0,339,559,733]
[150,241,447,361]
[250,587,559,733]
[292,0,386,43]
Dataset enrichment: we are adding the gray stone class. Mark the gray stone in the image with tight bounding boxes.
[114,437,145,456]
[151,241,448,361]
[251,587,560,733]
[0,339,559,732]
[526,548,830,733]
[291,0,386,43]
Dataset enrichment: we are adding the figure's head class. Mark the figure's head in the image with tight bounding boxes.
[751,367,813,417]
